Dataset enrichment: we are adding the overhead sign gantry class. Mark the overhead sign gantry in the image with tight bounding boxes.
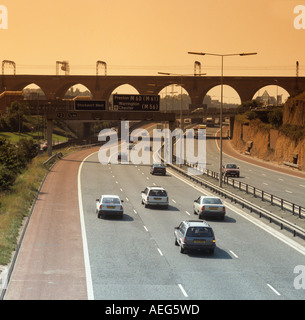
[112,94,160,111]
[45,94,175,156]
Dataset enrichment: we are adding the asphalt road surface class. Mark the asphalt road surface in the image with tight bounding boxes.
[4,126,305,300]
[79,150,305,300]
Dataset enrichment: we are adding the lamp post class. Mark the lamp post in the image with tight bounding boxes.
[158,72,185,133]
[158,71,206,131]
[188,51,257,187]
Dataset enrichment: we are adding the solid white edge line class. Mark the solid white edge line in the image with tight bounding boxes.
[214,129,305,181]
[178,284,188,297]
[167,167,305,257]
[78,152,96,300]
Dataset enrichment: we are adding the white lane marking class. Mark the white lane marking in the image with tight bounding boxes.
[144,226,148,232]
[285,190,292,194]
[126,197,129,201]
[267,283,281,296]
[157,248,163,256]
[172,199,176,203]
[185,211,191,216]
[133,209,137,214]
[178,284,188,297]
[120,188,123,192]
[78,153,95,300]
[300,184,305,188]
[167,167,305,257]
[229,250,238,258]
[214,128,305,181]
[262,182,268,186]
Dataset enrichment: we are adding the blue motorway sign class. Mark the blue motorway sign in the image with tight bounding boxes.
[113,94,160,111]
[75,100,106,111]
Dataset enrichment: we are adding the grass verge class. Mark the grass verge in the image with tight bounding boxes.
[0,147,73,266]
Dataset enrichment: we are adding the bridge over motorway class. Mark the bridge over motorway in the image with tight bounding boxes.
[2,73,302,156]
[0,74,303,105]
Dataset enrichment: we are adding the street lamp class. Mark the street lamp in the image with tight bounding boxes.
[158,71,206,131]
[188,51,257,187]
[158,72,186,133]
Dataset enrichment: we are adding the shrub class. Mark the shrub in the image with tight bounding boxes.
[279,124,305,142]
[0,137,39,191]
[267,107,283,129]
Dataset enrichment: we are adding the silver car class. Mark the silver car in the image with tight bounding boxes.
[174,220,216,254]
[141,186,169,209]
[96,195,124,219]
[193,196,226,220]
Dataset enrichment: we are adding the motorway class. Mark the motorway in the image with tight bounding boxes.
[78,136,305,299]
[206,127,305,208]
[3,125,305,300]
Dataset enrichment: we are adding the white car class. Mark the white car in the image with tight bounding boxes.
[96,195,124,219]
[141,186,169,209]
[193,196,226,220]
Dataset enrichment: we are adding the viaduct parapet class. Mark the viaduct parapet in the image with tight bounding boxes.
[1,75,303,105]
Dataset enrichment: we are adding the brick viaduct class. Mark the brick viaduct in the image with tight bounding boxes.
[1,74,304,105]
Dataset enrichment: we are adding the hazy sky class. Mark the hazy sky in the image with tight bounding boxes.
[1,0,304,101]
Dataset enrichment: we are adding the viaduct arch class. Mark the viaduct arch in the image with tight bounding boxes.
[1,74,303,107]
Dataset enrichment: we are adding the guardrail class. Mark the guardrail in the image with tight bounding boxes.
[42,152,63,169]
[186,161,305,219]
[166,161,305,240]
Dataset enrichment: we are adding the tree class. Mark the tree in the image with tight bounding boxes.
[5,101,30,132]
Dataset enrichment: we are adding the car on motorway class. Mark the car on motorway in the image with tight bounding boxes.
[150,163,166,175]
[141,186,169,208]
[193,196,226,220]
[117,152,128,162]
[96,195,124,219]
[222,163,240,177]
[174,220,216,254]
[127,142,134,150]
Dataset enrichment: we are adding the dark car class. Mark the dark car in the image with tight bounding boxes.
[174,220,216,254]
[117,152,128,162]
[222,163,240,177]
[150,163,166,175]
